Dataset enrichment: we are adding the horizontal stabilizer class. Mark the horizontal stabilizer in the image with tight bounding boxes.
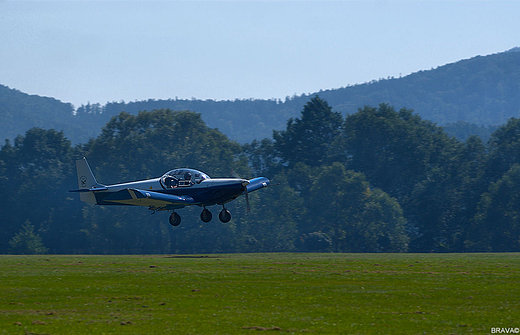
[69,186,108,193]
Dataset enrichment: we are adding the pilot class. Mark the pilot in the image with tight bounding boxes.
[164,176,178,188]
[184,172,193,185]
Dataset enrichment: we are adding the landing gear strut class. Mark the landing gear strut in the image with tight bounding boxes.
[169,212,181,226]
[201,208,212,223]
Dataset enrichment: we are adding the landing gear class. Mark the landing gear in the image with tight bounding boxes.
[169,212,181,226]
[201,208,212,223]
[219,208,231,223]
[169,207,232,225]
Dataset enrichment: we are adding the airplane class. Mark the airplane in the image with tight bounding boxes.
[70,157,270,226]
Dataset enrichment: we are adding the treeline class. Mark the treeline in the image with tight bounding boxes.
[1,96,520,254]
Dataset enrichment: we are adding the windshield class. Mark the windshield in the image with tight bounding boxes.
[161,169,210,188]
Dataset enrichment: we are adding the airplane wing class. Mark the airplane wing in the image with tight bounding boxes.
[102,188,195,209]
[246,177,270,193]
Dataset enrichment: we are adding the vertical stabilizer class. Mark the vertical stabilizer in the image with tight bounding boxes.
[76,157,99,189]
[75,157,103,204]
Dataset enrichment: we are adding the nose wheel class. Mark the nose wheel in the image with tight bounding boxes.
[169,212,181,226]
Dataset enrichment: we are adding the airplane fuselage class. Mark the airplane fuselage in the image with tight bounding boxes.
[94,177,247,208]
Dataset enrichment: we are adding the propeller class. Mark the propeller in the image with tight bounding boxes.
[233,168,251,212]
[230,168,240,179]
[242,180,251,212]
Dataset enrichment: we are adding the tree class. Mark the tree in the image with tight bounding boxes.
[85,109,246,182]
[358,189,409,252]
[234,173,303,252]
[466,164,520,251]
[9,221,48,254]
[0,128,77,254]
[446,135,488,251]
[343,104,462,251]
[344,104,459,201]
[273,96,343,167]
[486,118,520,183]
[308,162,408,252]
[243,138,281,177]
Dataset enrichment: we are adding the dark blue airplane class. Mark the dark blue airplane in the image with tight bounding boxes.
[71,158,270,226]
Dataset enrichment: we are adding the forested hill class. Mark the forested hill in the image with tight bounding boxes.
[314,48,520,126]
[86,50,520,143]
[0,85,94,144]
[2,48,520,144]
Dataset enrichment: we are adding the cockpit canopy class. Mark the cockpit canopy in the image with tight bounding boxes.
[161,169,210,189]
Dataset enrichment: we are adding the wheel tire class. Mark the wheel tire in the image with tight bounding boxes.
[169,212,181,226]
[201,209,212,223]
[219,209,231,223]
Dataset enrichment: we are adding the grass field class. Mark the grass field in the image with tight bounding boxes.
[1,253,519,334]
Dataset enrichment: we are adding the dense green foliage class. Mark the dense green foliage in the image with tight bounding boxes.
[2,49,520,145]
[1,253,519,334]
[442,121,497,142]
[2,94,520,254]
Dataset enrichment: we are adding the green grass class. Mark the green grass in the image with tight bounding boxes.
[1,253,519,334]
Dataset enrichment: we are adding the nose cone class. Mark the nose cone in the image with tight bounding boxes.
[245,177,270,193]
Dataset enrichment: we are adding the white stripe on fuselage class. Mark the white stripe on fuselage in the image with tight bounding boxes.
[100,177,247,193]
[104,178,163,192]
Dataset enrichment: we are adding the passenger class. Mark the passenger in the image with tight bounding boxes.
[184,172,193,186]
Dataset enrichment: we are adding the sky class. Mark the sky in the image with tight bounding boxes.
[1,1,519,109]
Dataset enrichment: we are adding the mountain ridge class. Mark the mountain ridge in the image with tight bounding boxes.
[1,49,519,144]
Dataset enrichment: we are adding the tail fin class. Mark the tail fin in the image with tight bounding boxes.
[76,157,99,189]
[74,157,104,204]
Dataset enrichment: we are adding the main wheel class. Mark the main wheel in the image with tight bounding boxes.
[169,212,181,226]
[219,209,231,223]
[200,208,212,223]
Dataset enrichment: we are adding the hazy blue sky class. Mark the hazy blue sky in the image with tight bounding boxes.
[1,1,519,108]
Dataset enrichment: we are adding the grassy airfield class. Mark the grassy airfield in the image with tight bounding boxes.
[1,253,519,334]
